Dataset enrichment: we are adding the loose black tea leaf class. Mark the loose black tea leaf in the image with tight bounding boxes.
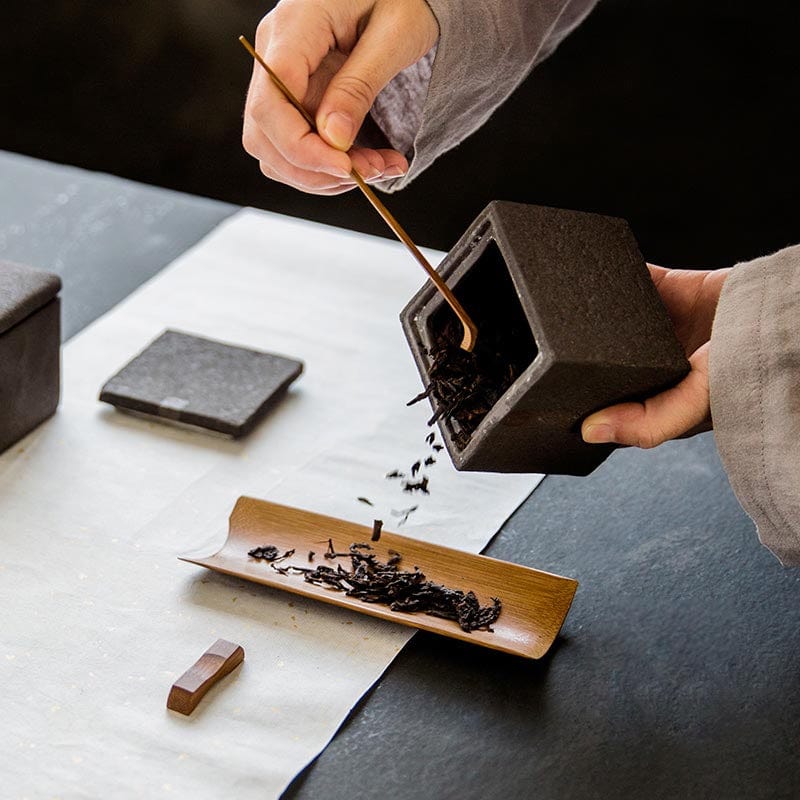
[308,551,315,562]
[357,497,374,506]
[250,545,296,570]
[324,538,337,559]
[371,519,383,542]
[408,309,532,449]
[402,476,429,495]
[390,505,418,525]
[385,470,405,479]
[251,541,502,633]
[324,538,352,560]
[432,444,444,452]
[426,432,436,445]
[424,456,436,466]
[248,545,280,560]
[270,548,295,566]
[410,461,421,477]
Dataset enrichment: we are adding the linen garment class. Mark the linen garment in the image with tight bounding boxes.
[372,0,600,187]
[371,0,800,564]
[710,246,800,566]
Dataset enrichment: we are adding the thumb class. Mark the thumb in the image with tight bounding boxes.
[316,15,422,151]
[581,343,711,449]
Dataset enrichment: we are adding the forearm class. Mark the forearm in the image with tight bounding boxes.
[709,244,800,565]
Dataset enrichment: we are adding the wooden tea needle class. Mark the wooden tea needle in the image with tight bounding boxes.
[239,35,478,352]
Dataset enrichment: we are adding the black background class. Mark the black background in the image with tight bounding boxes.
[2,0,798,263]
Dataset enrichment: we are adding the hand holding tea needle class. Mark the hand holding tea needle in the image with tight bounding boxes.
[240,32,477,351]
[242,0,437,193]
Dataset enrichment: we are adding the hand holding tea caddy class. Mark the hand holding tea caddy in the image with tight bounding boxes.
[243,0,800,565]
[582,265,730,449]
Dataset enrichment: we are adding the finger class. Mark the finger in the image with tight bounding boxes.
[247,12,354,177]
[371,148,409,177]
[349,149,386,180]
[247,124,357,193]
[245,117,399,188]
[581,343,711,449]
[644,264,731,357]
[348,147,409,181]
[260,161,356,195]
[249,77,353,178]
[316,7,434,151]
[647,263,670,285]
[259,160,357,195]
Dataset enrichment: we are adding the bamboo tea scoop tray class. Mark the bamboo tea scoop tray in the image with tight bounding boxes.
[180,497,578,659]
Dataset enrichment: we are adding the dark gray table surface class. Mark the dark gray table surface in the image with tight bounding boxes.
[2,150,798,800]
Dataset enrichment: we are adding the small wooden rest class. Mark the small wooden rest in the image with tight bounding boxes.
[167,639,245,715]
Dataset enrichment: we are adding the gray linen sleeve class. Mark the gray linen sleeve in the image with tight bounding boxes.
[371,0,599,191]
[709,244,800,566]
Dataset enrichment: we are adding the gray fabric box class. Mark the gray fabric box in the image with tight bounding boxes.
[400,201,689,476]
[0,260,62,454]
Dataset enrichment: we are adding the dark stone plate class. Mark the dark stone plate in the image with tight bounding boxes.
[99,329,303,437]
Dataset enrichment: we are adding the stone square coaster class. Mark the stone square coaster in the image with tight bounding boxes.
[99,329,303,437]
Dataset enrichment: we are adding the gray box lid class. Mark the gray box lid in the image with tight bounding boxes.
[0,260,61,336]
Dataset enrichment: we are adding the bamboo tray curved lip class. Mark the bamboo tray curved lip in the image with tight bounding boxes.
[180,496,578,659]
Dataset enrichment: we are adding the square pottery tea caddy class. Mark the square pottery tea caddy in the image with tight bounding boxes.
[0,260,61,455]
[400,201,689,476]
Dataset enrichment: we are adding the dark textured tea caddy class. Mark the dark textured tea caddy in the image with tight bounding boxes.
[400,202,690,476]
[0,260,61,454]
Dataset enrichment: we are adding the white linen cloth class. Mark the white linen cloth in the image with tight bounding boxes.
[0,208,542,798]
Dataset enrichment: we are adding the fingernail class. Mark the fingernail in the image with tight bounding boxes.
[583,423,615,444]
[321,112,354,151]
[383,166,406,179]
[364,165,383,181]
[331,166,352,179]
